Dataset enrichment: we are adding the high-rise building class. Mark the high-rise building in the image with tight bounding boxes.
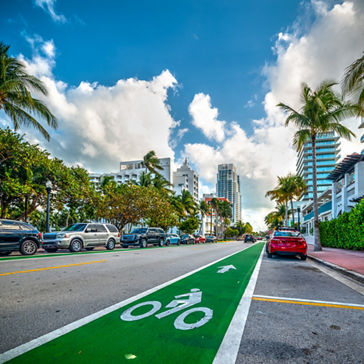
[172,158,199,202]
[216,164,241,223]
[297,132,340,200]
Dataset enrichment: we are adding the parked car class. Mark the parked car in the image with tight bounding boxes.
[194,235,206,244]
[121,227,165,248]
[42,223,119,252]
[266,227,307,260]
[0,219,41,256]
[206,235,217,243]
[244,234,256,243]
[165,233,180,246]
[180,234,195,244]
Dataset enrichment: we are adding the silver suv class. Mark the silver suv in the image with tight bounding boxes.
[42,223,120,253]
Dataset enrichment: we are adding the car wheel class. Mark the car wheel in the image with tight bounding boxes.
[166,240,170,246]
[301,255,307,261]
[20,240,38,255]
[85,247,94,251]
[0,251,11,256]
[69,239,82,252]
[267,252,273,258]
[177,240,180,246]
[106,239,115,250]
[44,248,57,253]
[140,239,147,249]
[158,239,163,247]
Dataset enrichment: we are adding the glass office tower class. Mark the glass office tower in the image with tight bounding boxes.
[297,132,340,200]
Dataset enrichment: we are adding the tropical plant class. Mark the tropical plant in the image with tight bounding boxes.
[278,81,357,251]
[0,43,57,140]
[141,151,163,174]
[178,216,199,234]
[264,204,286,230]
[342,51,364,115]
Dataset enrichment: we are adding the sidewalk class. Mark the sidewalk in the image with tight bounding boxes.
[307,244,364,282]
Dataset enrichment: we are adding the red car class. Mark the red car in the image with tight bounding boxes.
[266,228,307,260]
[194,235,206,244]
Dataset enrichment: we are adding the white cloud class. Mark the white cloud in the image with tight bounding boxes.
[186,0,364,231]
[189,93,226,142]
[9,39,178,173]
[34,0,66,23]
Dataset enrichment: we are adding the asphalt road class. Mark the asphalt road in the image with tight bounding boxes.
[1,242,363,363]
[238,254,364,364]
[0,241,245,354]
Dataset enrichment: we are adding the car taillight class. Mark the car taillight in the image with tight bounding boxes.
[38,232,42,239]
[271,238,280,244]
[118,233,121,238]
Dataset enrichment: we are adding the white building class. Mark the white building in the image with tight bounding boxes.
[172,158,199,202]
[329,153,364,218]
[89,157,172,187]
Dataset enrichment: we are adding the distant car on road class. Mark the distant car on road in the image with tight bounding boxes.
[165,233,180,246]
[266,227,307,260]
[180,234,195,244]
[194,235,206,244]
[0,219,41,256]
[121,227,165,248]
[244,234,256,243]
[206,235,217,243]
[42,223,119,252]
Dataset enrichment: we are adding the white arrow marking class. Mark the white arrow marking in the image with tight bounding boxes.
[217,265,236,274]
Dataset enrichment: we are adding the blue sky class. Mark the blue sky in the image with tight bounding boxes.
[1,0,363,229]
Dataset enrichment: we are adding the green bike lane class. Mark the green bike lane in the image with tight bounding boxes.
[1,243,264,364]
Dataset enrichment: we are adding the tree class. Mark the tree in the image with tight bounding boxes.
[178,216,199,234]
[278,81,357,251]
[141,151,163,174]
[235,220,246,236]
[0,43,57,140]
[342,52,364,115]
[264,204,286,230]
[244,222,253,234]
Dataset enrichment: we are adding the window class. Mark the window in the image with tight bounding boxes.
[274,231,302,237]
[106,224,118,232]
[96,224,107,233]
[63,223,87,232]
[0,222,22,231]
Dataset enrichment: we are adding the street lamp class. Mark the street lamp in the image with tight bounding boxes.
[45,180,52,233]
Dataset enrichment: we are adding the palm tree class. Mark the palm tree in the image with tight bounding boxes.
[342,51,364,114]
[141,151,163,174]
[138,171,152,187]
[0,43,57,140]
[199,200,209,234]
[264,204,286,230]
[278,81,357,251]
[210,198,219,236]
[152,173,173,195]
[266,181,289,225]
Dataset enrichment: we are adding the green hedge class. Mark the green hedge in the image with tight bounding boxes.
[319,200,364,250]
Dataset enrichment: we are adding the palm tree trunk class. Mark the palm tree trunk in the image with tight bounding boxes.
[284,201,288,226]
[312,135,322,251]
[290,199,295,225]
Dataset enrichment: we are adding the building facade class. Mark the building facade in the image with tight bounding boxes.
[216,164,241,223]
[297,132,340,201]
[328,153,364,218]
[202,196,230,237]
[173,158,199,202]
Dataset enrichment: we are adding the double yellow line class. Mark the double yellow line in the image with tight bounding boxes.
[252,295,364,311]
[0,259,106,276]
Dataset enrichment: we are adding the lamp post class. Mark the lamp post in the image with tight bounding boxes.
[45,180,52,233]
[297,207,301,232]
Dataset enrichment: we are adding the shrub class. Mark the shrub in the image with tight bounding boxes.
[319,200,364,250]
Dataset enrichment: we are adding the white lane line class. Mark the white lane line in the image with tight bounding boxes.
[0,244,257,364]
[213,245,264,364]
[252,295,364,308]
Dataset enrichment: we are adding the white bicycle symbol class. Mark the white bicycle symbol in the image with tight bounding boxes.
[120,288,213,331]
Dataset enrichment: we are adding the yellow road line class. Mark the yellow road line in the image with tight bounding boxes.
[251,297,364,310]
[0,259,107,276]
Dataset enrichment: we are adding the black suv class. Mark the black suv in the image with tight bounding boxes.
[121,227,165,248]
[0,219,41,256]
[244,234,256,243]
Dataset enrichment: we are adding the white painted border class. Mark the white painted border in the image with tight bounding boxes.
[213,246,264,364]
[252,295,364,308]
[0,244,260,363]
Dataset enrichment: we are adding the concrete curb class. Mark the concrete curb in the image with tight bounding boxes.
[308,254,364,285]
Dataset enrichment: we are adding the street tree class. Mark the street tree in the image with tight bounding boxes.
[278,81,357,251]
[0,43,57,140]
[141,151,163,174]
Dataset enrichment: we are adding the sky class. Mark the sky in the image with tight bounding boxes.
[1,0,363,230]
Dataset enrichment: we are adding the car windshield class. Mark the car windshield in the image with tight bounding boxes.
[63,223,87,232]
[131,228,147,234]
[274,231,301,237]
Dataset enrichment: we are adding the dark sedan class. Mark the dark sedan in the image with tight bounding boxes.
[180,234,195,244]
[0,219,41,256]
